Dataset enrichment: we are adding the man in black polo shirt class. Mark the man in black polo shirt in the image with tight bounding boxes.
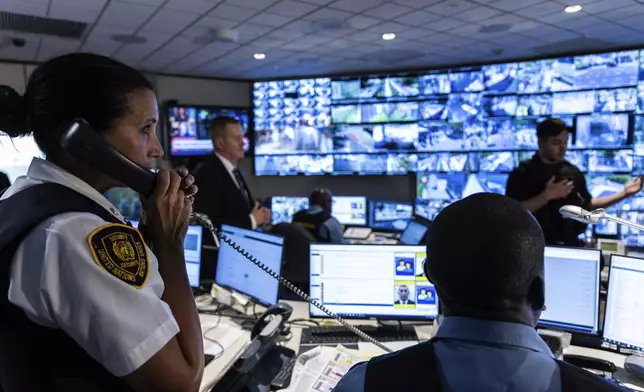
[292,188,345,243]
[506,118,643,246]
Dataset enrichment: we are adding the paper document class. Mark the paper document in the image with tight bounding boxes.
[201,319,245,357]
[279,345,363,392]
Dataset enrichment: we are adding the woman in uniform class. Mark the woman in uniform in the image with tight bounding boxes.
[0,53,203,391]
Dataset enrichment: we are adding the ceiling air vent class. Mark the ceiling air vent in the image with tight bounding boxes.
[0,11,88,39]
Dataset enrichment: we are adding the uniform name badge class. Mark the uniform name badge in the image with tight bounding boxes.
[88,224,149,289]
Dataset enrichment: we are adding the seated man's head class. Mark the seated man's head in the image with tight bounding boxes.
[310,188,333,213]
[398,285,410,302]
[210,116,244,164]
[424,193,546,327]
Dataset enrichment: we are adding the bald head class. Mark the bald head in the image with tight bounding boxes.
[424,193,545,321]
[310,188,333,212]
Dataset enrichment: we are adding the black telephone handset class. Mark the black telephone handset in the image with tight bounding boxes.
[251,303,293,340]
[60,121,394,354]
[60,120,157,198]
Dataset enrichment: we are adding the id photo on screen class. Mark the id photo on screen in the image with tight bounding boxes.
[394,283,416,305]
[395,255,415,276]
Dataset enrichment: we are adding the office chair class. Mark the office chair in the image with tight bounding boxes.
[269,223,316,297]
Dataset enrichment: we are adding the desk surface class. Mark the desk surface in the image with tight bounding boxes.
[199,298,644,392]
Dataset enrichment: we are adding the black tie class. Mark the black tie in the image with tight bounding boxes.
[232,167,252,209]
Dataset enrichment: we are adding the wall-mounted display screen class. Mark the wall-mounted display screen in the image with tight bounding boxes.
[0,133,43,183]
[167,105,250,157]
[253,50,644,177]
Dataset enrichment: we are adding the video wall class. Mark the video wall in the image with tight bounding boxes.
[253,49,644,177]
[167,105,250,157]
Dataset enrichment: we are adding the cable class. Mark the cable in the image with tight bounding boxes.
[191,213,394,354]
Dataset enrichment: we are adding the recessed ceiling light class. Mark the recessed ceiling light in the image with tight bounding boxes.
[382,33,396,41]
[564,5,582,13]
[253,53,266,60]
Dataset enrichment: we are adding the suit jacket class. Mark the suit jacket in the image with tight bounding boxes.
[192,155,254,230]
[394,300,416,305]
[0,172,10,191]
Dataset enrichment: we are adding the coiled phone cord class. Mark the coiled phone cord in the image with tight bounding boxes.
[191,213,394,354]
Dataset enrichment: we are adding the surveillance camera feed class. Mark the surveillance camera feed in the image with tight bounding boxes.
[167,105,250,156]
[253,50,644,245]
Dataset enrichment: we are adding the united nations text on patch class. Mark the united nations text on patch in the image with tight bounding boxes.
[87,224,149,289]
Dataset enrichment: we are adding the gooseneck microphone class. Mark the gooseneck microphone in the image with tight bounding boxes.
[559,205,644,235]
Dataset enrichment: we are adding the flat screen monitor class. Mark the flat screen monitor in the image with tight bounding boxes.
[0,133,43,183]
[369,200,413,231]
[270,196,309,225]
[309,244,437,320]
[130,220,203,288]
[167,105,250,157]
[104,187,142,220]
[399,218,430,245]
[538,246,601,334]
[333,196,367,226]
[604,255,644,352]
[216,224,284,306]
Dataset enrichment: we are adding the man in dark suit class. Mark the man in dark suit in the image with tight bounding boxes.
[193,116,270,230]
[394,285,415,305]
[0,171,10,192]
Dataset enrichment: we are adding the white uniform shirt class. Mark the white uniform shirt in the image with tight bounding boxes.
[1,158,179,377]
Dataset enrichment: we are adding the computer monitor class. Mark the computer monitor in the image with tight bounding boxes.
[215,224,284,306]
[309,244,438,320]
[333,196,367,226]
[0,133,43,183]
[538,246,601,334]
[369,200,413,231]
[130,220,203,288]
[399,216,430,245]
[604,255,644,351]
[270,196,309,225]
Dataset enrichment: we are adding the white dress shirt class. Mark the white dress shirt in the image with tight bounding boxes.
[215,153,257,229]
[1,158,179,377]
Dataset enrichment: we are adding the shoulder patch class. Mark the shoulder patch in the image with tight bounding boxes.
[87,224,149,289]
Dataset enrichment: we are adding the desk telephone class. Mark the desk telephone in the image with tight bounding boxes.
[61,120,393,354]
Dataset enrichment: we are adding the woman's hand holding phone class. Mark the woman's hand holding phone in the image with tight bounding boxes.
[146,170,193,249]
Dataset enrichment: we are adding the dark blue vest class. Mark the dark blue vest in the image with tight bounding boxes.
[0,183,134,392]
[363,339,624,392]
[292,208,332,242]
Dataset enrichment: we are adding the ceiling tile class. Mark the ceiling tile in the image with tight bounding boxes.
[601,4,644,20]
[164,0,218,14]
[114,31,173,60]
[346,14,383,29]
[252,36,290,48]
[488,0,541,12]
[331,0,386,13]
[0,0,47,17]
[209,3,257,21]
[297,0,335,4]
[582,24,637,39]
[364,2,415,19]
[245,12,292,27]
[391,0,445,8]
[399,27,433,39]
[144,10,200,35]
[266,0,319,17]
[223,0,281,9]
[36,36,81,61]
[614,14,644,32]
[182,17,239,37]
[49,4,100,23]
[367,21,409,33]
[582,0,642,14]
[302,8,353,21]
[347,30,386,42]
[264,28,306,41]
[395,10,442,26]
[454,6,503,22]
[560,14,607,29]
[53,0,107,12]
[423,0,478,16]
[479,13,528,26]
[513,2,568,18]
[280,38,319,50]
[424,17,467,31]
[98,1,157,28]
[119,0,165,6]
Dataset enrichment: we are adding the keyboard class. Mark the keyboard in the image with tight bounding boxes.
[300,325,418,345]
[270,357,297,389]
